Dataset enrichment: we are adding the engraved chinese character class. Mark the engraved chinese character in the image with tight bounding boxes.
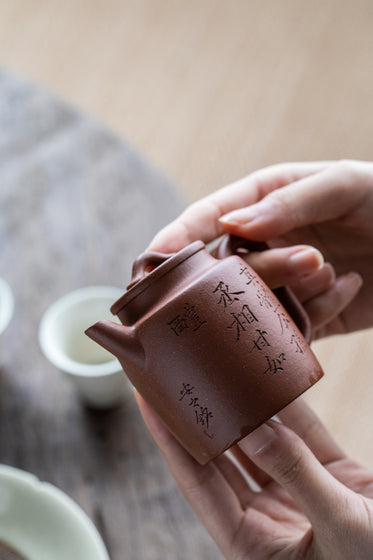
[213,281,245,309]
[168,302,207,336]
[189,396,200,408]
[250,329,271,352]
[180,386,214,431]
[195,406,214,429]
[183,303,207,332]
[256,284,274,309]
[290,333,305,354]
[179,383,195,401]
[274,304,291,335]
[239,264,256,286]
[263,353,286,375]
[168,314,189,336]
[228,304,258,342]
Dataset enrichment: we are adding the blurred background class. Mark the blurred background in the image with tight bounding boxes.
[1,0,373,473]
[2,0,373,201]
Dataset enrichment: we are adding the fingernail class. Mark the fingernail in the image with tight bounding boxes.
[348,271,363,288]
[239,422,277,456]
[289,248,324,272]
[341,272,363,291]
[295,262,336,292]
[220,206,258,225]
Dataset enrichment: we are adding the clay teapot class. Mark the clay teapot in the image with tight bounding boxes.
[86,235,323,464]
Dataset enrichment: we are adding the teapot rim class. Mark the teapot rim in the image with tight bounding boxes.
[110,240,205,316]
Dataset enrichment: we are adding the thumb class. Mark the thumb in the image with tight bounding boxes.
[239,420,357,533]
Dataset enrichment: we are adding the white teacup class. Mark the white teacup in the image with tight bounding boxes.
[0,277,14,366]
[39,286,131,409]
[0,464,109,559]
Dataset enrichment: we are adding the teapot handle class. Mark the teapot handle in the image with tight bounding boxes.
[213,234,269,259]
[127,250,175,290]
[215,235,312,343]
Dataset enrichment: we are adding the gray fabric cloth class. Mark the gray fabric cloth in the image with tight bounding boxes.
[0,70,221,559]
[0,69,186,296]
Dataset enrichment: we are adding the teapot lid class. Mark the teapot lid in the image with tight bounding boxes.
[111,240,205,316]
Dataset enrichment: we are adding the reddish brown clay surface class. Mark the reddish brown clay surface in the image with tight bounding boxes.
[86,236,323,464]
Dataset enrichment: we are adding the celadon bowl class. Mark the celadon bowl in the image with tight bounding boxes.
[0,465,109,559]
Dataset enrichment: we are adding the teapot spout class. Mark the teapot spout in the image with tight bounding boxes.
[85,320,144,371]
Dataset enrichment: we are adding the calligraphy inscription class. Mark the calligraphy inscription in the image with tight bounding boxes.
[213,263,306,374]
[168,302,207,336]
[179,382,214,438]
[263,352,286,374]
[213,281,245,308]
[228,304,258,342]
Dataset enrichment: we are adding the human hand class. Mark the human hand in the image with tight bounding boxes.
[137,394,373,560]
[149,160,371,338]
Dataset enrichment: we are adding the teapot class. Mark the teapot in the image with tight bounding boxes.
[86,235,323,464]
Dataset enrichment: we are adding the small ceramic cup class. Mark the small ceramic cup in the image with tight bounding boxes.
[0,464,109,559]
[39,286,131,408]
[0,277,14,366]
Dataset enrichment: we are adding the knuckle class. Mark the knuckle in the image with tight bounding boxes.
[265,189,302,227]
[301,414,326,444]
[272,445,304,487]
[265,190,290,214]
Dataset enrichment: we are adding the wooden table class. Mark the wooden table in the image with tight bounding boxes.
[0,70,222,559]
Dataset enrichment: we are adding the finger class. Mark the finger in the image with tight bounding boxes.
[277,398,346,465]
[136,394,289,555]
[229,444,273,488]
[214,452,257,509]
[135,393,245,555]
[231,394,345,489]
[220,160,371,241]
[238,419,360,536]
[290,263,336,302]
[244,245,323,289]
[303,272,363,334]
[148,162,331,252]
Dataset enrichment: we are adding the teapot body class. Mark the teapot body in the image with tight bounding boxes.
[105,240,323,464]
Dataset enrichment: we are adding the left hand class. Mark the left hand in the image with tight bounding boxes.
[147,168,353,339]
[136,394,373,559]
